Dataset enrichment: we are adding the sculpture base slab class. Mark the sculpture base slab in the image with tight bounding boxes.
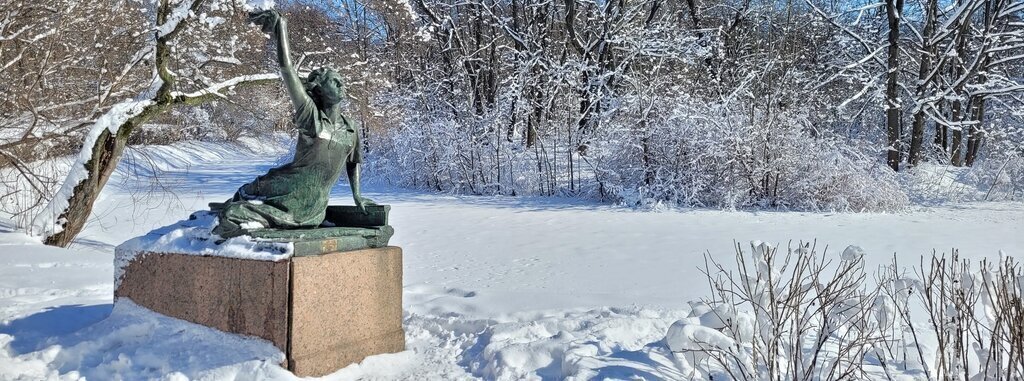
[114,246,405,377]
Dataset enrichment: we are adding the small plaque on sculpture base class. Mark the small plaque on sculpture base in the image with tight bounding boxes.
[115,220,405,377]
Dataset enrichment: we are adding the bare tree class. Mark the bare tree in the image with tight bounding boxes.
[27,0,282,247]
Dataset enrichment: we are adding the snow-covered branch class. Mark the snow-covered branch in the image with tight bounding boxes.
[157,0,199,38]
[170,73,280,100]
[29,99,154,237]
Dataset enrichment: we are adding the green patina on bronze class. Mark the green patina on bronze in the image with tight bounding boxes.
[212,10,380,240]
[253,226,394,257]
[211,203,394,255]
[324,205,390,227]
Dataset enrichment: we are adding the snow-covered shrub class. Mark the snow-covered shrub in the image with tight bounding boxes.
[897,252,1024,380]
[364,92,555,196]
[902,157,1024,205]
[904,121,1024,204]
[676,241,888,380]
[676,242,1024,380]
[366,90,910,212]
[957,149,1024,203]
[962,110,1024,201]
[596,96,909,211]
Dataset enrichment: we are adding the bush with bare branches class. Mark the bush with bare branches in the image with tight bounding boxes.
[671,242,1024,380]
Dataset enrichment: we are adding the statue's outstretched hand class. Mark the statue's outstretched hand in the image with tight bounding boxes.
[355,196,378,214]
[248,10,282,35]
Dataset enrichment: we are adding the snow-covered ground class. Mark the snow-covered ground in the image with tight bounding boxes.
[2,141,1022,380]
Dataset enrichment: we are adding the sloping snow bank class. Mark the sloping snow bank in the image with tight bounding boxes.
[117,134,293,178]
[0,224,292,381]
[0,300,287,381]
[2,131,293,232]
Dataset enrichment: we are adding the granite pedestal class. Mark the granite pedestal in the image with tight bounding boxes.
[114,219,404,377]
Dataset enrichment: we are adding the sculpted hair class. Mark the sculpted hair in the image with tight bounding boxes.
[303,67,343,99]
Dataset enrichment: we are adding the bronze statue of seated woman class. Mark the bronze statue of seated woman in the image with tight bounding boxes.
[212,10,376,239]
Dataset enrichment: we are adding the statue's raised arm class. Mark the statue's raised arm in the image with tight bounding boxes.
[248,10,309,110]
[210,9,377,240]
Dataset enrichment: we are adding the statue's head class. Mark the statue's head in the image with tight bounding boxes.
[304,67,345,106]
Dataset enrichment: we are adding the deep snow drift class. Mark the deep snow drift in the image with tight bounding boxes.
[1,140,1022,380]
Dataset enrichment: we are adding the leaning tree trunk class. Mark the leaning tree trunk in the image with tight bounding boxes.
[40,0,190,247]
[37,0,278,247]
[42,105,165,247]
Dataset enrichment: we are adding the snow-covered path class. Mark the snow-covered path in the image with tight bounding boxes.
[3,141,1023,380]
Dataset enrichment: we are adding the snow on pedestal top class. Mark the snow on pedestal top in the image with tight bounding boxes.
[114,211,293,288]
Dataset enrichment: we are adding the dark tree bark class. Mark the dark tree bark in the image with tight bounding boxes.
[951,101,964,166]
[934,100,947,151]
[966,96,985,166]
[683,0,700,28]
[963,0,999,167]
[908,0,937,167]
[884,0,904,171]
[948,4,970,167]
[43,109,154,247]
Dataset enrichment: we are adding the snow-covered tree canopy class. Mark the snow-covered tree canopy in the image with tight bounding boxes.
[2,0,1024,245]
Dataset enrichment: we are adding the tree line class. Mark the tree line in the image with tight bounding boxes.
[1,0,1022,246]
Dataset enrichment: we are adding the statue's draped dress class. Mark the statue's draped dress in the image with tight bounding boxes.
[214,96,361,237]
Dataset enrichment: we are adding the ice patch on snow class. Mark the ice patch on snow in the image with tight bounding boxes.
[114,211,292,288]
